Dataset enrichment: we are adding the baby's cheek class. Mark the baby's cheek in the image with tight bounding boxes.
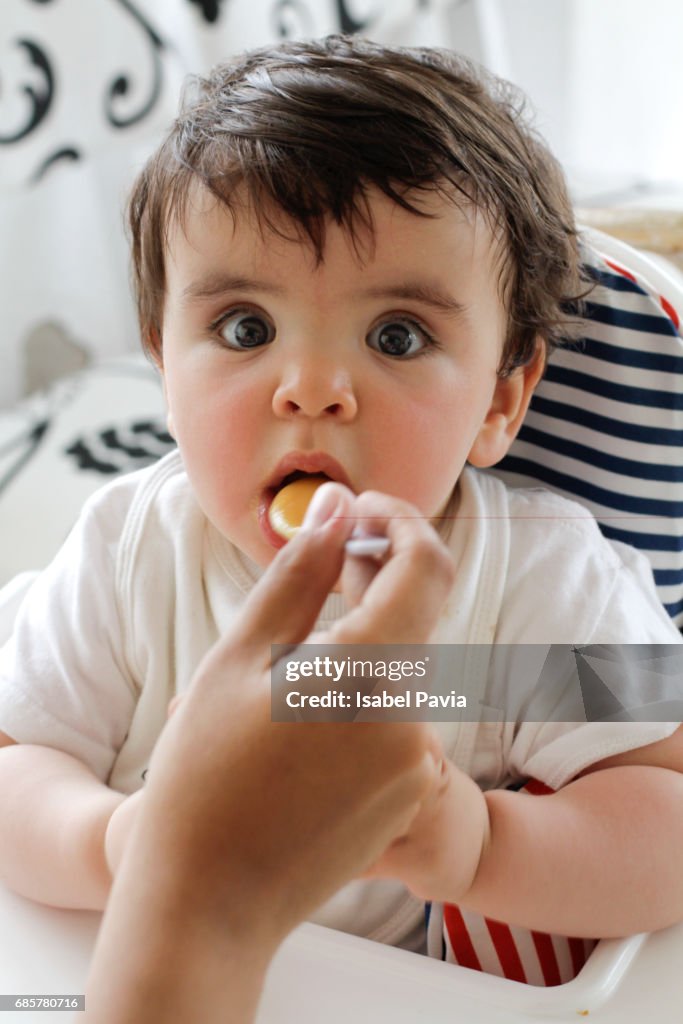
[190,393,259,481]
[178,427,253,531]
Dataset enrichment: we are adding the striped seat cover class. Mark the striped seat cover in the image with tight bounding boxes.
[496,227,683,627]
[430,782,597,987]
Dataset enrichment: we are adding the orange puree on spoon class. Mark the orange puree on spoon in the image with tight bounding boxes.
[268,475,330,540]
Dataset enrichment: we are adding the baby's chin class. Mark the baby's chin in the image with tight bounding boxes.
[219,530,282,577]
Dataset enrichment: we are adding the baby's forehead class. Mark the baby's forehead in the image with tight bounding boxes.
[166,178,501,273]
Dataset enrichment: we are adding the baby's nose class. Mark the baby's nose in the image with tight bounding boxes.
[272,363,357,420]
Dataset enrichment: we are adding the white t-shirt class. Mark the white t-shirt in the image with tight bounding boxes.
[0,450,679,948]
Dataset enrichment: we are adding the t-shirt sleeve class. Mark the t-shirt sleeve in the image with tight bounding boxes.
[0,478,140,782]
[505,532,682,790]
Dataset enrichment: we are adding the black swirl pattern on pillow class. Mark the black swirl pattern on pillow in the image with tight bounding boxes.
[186,0,228,23]
[1,0,433,183]
[65,420,175,476]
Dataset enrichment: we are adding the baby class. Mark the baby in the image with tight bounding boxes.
[1,35,682,988]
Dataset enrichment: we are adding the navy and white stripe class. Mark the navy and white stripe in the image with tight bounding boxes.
[495,228,683,628]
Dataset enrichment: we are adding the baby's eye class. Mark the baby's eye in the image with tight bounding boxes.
[216,309,275,350]
[366,318,434,358]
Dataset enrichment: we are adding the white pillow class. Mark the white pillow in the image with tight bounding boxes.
[0,356,170,585]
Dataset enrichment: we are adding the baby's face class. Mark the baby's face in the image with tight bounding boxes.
[160,184,519,567]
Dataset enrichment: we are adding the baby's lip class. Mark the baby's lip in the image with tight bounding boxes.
[257,452,354,550]
[263,451,353,496]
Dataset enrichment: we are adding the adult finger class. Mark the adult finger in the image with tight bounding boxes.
[330,491,455,645]
[225,483,356,658]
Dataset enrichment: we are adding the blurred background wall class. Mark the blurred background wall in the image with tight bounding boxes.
[2,0,682,408]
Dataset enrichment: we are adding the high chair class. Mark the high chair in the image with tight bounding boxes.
[0,224,682,1022]
[496,222,683,629]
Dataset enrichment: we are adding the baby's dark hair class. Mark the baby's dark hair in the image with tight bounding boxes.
[129,34,584,374]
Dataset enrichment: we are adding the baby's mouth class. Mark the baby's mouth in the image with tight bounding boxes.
[278,467,330,489]
[264,468,333,504]
[257,472,334,548]
[258,453,353,548]
[261,472,333,544]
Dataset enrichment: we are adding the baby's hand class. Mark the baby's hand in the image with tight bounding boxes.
[364,756,489,904]
[363,750,450,897]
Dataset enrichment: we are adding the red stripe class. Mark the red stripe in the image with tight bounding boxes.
[531,931,562,986]
[522,778,555,796]
[660,295,680,331]
[569,937,592,977]
[443,782,592,986]
[604,258,637,283]
[602,256,680,331]
[486,918,527,983]
[443,904,482,971]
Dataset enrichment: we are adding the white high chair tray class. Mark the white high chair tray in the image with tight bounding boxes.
[1,880,683,1024]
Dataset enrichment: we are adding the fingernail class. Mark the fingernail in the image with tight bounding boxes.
[302,484,343,530]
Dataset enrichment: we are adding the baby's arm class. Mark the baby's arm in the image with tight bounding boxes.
[0,732,125,910]
[373,726,683,937]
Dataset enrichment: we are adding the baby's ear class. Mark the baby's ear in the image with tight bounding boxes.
[467,338,544,468]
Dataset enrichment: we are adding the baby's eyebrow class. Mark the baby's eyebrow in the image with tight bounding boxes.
[360,283,467,319]
[180,273,467,320]
[180,272,285,303]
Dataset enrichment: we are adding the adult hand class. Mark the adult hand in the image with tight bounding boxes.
[85,483,455,1022]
